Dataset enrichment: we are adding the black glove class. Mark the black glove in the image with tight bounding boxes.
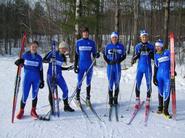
[95,52,100,58]
[153,65,158,86]
[153,76,158,86]
[15,58,24,66]
[175,71,177,76]
[68,65,74,71]
[149,51,154,60]
[39,81,44,89]
[74,65,79,73]
[140,44,150,52]
[131,58,136,65]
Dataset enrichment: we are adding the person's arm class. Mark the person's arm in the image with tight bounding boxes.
[74,43,79,73]
[118,45,126,63]
[153,56,158,86]
[131,45,140,65]
[43,51,52,63]
[39,58,44,89]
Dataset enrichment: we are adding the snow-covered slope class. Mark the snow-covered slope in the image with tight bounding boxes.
[0,56,185,138]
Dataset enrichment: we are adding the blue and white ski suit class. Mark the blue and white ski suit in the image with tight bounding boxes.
[21,51,43,103]
[103,42,126,91]
[134,42,154,95]
[154,50,170,101]
[44,51,68,99]
[75,38,97,89]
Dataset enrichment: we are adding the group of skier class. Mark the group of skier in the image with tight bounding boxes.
[14,26,174,121]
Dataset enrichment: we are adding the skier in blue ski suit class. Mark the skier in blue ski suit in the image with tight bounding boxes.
[131,30,154,108]
[74,27,100,102]
[15,41,44,119]
[103,32,126,106]
[153,40,172,118]
[43,41,75,112]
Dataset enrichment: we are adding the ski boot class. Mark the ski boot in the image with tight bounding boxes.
[64,98,75,112]
[16,100,25,119]
[134,97,140,109]
[163,110,172,119]
[30,107,39,119]
[157,94,163,114]
[86,85,91,106]
[163,97,172,119]
[75,88,81,105]
[114,87,119,105]
[145,97,150,109]
[16,109,24,119]
[109,90,113,106]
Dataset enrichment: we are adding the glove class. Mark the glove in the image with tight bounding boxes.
[68,65,74,71]
[39,81,44,89]
[74,65,79,73]
[140,44,150,52]
[153,76,158,86]
[95,52,100,58]
[149,51,154,59]
[15,58,24,66]
[175,71,177,76]
[131,58,136,65]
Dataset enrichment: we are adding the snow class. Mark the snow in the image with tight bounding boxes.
[0,56,185,138]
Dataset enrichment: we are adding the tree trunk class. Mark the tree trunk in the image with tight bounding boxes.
[115,0,120,33]
[163,0,170,49]
[133,0,140,56]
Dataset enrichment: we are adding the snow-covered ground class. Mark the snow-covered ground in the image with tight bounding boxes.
[0,56,185,138]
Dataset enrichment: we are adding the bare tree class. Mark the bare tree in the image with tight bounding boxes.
[163,0,170,49]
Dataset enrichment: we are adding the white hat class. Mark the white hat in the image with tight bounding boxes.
[59,41,68,49]
[140,30,149,37]
[155,39,164,47]
[111,32,119,38]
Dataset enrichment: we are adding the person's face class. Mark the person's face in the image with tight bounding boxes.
[140,35,149,43]
[82,31,89,38]
[30,43,38,53]
[111,37,118,44]
[59,47,68,54]
[155,46,162,52]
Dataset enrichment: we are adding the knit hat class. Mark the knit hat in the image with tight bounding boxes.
[155,39,164,47]
[58,41,68,49]
[111,32,119,38]
[140,30,149,37]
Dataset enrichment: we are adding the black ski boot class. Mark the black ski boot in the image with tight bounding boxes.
[86,85,91,105]
[48,86,55,115]
[163,97,172,119]
[109,90,113,106]
[76,88,81,101]
[157,94,163,114]
[114,87,119,105]
[64,98,75,112]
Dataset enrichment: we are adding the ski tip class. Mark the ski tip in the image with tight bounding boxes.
[169,32,174,38]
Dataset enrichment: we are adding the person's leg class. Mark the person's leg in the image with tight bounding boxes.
[17,75,31,119]
[107,66,114,106]
[31,78,40,118]
[114,67,121,105]
[145,68,152,98]
[163,79,171,118]
[76,69,85,100]
[135,70,143,108]
[86,68,93,100]
[57,75,74,112]
[47,75,54,113]
[157,78,164,114]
